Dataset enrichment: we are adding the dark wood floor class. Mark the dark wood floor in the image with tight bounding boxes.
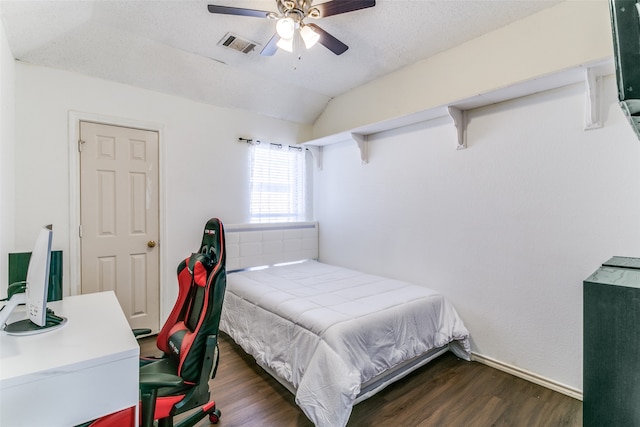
[140,333,582,426]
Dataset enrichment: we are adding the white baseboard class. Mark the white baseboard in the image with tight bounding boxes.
[471,352,583,401]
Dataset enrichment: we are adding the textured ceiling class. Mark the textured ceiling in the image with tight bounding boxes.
[0,0,563,124]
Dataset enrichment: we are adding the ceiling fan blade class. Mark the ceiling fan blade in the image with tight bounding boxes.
[207,5,272,18]
[313,0,376,18]
[307,24,348,55]
[261,33,280,56]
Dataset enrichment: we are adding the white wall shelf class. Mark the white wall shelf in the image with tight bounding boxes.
[302,59,613,164]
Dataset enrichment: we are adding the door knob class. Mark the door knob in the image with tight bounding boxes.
[147,240,157,248]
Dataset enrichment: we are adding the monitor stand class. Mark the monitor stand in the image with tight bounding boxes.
[0,293,68,336]
[4,308,67,336]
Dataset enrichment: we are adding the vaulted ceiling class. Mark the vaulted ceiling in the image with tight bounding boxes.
[0,0,562,124]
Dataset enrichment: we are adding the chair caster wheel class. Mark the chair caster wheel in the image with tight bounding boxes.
[209,408,221,424]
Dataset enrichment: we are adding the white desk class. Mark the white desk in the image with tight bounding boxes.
[0,291,139,427]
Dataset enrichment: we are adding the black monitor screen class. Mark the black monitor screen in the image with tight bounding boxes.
[611,0,640,101]
[610,0,640,138]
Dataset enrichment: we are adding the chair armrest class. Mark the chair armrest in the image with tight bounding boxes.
[139,372,183,392]
[132,328,153,337]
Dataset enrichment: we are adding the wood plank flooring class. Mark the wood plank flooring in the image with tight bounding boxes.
[140,333,582,427]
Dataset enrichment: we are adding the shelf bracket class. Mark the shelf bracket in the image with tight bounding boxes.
[584,67,603,130]
[351,133,369,164]
[305,145,323,170]
[448,106,467,150]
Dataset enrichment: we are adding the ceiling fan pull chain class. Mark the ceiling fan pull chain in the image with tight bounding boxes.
[293,33,301,70]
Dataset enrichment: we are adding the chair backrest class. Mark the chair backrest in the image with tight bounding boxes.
[156,218,226,384]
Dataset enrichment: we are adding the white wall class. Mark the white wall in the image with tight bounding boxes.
[0,18,15,299]
[11,62,308,317]
[314,76,640,393]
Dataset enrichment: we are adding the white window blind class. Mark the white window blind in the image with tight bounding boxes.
[249,142,309,223]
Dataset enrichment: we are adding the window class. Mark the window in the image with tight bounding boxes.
[249,142,311,223]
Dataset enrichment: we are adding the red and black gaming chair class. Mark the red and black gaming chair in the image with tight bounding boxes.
[87,218,226,427]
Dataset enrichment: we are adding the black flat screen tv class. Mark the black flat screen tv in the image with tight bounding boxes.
[610,0,640,139]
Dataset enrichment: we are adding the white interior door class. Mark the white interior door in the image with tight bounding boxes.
[79,121,160,332]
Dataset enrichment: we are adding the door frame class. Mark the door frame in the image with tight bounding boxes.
[68,111,166,320]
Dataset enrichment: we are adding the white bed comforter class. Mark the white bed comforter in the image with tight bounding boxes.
[220,261,470,427]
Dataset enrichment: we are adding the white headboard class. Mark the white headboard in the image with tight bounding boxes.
[224,222,318,272]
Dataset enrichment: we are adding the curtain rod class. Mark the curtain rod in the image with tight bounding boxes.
[237,137,304,151]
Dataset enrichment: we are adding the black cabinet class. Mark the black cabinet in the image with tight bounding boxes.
[583,256,640,426]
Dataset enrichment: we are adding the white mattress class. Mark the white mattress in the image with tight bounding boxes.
[220,260,470,427]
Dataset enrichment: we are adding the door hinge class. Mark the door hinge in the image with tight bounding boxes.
[78,139,85,152]
[79,225,83,238]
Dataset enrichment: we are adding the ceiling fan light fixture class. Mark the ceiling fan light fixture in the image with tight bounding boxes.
[300,25,319,49]
[276,17,296,39]
[208,0,378,56]
[276,36,294,52]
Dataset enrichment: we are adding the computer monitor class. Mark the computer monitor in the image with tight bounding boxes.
[610,0,640,140]
[0,224,67,335]
[25,224,53,326]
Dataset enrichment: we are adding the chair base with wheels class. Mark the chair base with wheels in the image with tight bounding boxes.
[138,334,222,427]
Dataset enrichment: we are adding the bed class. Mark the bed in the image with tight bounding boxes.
[221,222,470,427]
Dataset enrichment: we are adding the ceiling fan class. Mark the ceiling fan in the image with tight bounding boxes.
[207,0,376,56]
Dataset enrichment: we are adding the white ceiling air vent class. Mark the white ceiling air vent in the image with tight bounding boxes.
[217,32,260,54]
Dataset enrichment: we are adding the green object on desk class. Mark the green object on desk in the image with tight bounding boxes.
[8,250,62,301]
